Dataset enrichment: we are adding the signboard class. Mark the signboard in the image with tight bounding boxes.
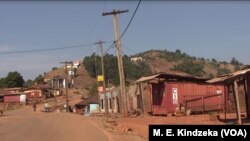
[97,75,104,82]
[172,88,178,105]
[216,89,222,95]
[20,94,26,103]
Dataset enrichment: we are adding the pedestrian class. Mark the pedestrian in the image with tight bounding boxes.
[45,101,49,112]
[0,109,3,116]
[33,103,37,112]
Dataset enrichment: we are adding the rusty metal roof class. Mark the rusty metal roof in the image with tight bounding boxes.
[135,72,207,83]
[0,90,11,96]
[75,94,99,106]
[135,74,161,83]
[207,68,250,84]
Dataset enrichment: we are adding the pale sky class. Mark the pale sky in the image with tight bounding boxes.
[0,1,249,80]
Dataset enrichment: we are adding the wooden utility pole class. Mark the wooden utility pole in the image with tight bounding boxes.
[60,61,73,113]
[234,80,242,125]
[102,9,129,117]
[95,41,108,114]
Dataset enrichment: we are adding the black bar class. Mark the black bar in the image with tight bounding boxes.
[149,125,250,141]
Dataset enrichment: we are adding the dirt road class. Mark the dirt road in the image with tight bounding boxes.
[0,106,110,141]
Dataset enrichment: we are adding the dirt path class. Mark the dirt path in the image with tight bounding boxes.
[0,106,109,141]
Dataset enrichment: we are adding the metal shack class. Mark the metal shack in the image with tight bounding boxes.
[207,67,250,124]
[135,72,226,115]
[4,93,22,103]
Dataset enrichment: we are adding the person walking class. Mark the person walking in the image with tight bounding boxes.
[0,109,3,116]
[33,103,37,112]
[45,101,49,112]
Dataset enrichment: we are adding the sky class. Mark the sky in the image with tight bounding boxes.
[0,1,250,80]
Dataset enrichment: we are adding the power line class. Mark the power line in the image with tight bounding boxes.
[83,15,102,43]
[1,0,142,56]
[0,41,113,55]
[122,43,138,54]
[104,41,116,54]
[119,0,141,40]
[104,0,142,54]
[0,43,94,55]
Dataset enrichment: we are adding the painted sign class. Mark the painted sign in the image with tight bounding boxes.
[172,88,178,105]
[97,75,104,82]
[20,94,26,103]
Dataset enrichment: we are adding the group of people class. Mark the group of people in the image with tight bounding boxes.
[32,101,49,112]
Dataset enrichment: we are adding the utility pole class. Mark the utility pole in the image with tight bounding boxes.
[60,61,73,113]
[102,9,129,117]
[95,41,108,114]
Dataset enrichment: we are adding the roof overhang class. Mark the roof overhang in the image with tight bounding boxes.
[135,72,207,84]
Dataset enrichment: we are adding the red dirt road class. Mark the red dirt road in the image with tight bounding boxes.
[0,106,110,141]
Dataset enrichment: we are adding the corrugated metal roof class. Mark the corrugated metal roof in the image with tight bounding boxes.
[207,68,250,84]
[135,74,161,83]
[0,90,11,96]
[75,94,99,106]
[135,72,207,83]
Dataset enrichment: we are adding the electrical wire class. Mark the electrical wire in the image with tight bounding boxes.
[122,43,138,54]
[0,0,141,56]
[104,0,142,54]
[0,43,96,55]
[119,0,141,40]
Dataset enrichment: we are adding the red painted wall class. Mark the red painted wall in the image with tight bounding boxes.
[4,95,20,103]
[152,82,225,114]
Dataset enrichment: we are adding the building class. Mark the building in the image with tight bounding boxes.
[0,90,11,103]
[99,87,120,114]
[24,84,51,104]
[130,57,143,62]
[75,94,99,115]
[134,72,226,115]
[2,88,26,104]
[207,67,250,124]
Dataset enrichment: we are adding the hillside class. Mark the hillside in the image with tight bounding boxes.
[44,64,96,94]
[44,49,244,90]
[135,49,244,78]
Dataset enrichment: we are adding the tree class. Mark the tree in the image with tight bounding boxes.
[52,67,58,71]
[217,68,231,76]
[171,59,205,77]
[5,71,24,88]
[34,74,44,84]
[212,58,217,63]
[24,79,33,87]
[0,78,6,88]
[230,57,240,65]
[83,53,151,86]
[83,53,99,78]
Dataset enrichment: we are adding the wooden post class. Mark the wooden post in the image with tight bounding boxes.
[96,41,108,114]
[139,84,144,114]
[202,97,205,114]
[244,77,250,119]
[224,85,228,120]
[234,80,242,125]
[103,9,129,117]
[60,61,73,113]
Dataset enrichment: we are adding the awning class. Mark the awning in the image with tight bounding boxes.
[207,68,250,84]
[135,74,161,83]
